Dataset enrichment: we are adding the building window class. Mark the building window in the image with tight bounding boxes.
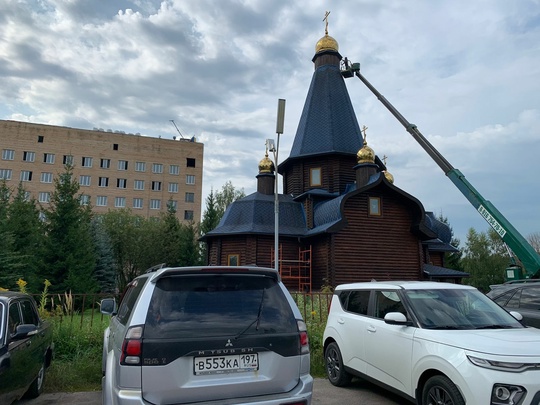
[115,197,126,208]
[38,135,44,143]
[2,149,14,161]
[20,171,32,181]
[168,182,178,193]
[0,169,12,180]
[82,157,93,167]
[186,175,195,185]
[135,161,146,172]
[152,163,163,174]
[310,167,322,187]
[118,160,128,170]
[186,158,196,168]
[63,155,73,165]
[228,254,239,266]
[134,180,145,190]
[80,195,90,206]
[113,144,119,150]
[23,151,36,162]
[184,210,194,220]
[150,199,161,210]
[168,200,178,210]
[96,196,108,206]
[117,178,127,189]
[152,181,162,191]
[43,153,55,164]
[40,172,53,183]
[169,165,180,175]
[133,198,143,209]
[99,177,109,187]
[369,197,381,216]
[101,159,110,169]
[185,192,194,203]
[79,175,91,186]
[38,192,50,203]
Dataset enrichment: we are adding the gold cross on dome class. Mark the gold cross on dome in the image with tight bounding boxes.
[323,11,330,35]
[383,155,388,165]
[361,125,368,141]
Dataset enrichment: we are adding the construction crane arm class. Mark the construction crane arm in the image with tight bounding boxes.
[342,62,540,280]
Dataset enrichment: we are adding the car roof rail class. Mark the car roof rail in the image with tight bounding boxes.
[145,263,167,273]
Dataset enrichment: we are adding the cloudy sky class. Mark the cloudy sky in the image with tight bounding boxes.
[1,0,539,247]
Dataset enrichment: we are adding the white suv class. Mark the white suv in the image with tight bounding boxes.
[323,281,540,405]
[100,266,312,405]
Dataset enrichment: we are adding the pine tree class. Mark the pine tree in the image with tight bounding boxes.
[42,164,97,294]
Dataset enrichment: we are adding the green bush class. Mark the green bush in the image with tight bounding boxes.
[45,316,107,392]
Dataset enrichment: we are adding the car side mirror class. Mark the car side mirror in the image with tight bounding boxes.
[100,298,117,316]
[509,311,523,321]
[384,312,411,326]
[12,324,38,340]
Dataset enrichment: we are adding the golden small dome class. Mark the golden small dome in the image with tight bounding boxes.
[258,152,275,173]
[357,139,375,164]
[384,170,394,184]
[315,34,339,53]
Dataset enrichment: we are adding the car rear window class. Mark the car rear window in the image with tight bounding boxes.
[144,274,297,338]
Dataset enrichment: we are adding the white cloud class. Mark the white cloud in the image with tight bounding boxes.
[1,0,539,246]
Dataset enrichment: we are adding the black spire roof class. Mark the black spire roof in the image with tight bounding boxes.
[280,53,363,170]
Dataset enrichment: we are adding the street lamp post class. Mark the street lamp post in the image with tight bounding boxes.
[268,99,286,273]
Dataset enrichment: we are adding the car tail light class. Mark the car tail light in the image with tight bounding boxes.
[120,325,143,365]
[297,320,309,354]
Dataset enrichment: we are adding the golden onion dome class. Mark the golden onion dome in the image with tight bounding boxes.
[357,139,375,164]
[384,170,394,184]
[315,34,339,53]
[258,152,275,173]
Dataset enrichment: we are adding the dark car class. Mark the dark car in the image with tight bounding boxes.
[487,281,540,328]
[0,291,54,404]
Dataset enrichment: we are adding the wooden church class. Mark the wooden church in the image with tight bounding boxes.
[201,25,467,291]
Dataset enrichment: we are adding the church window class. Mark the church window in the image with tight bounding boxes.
[228,254,239,266]
[310,167,321,186]
[369,197,381,216]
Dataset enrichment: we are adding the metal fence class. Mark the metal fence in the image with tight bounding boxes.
[36,291,333,329]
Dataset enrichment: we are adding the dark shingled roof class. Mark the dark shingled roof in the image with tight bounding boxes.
[280,63,363,169]
[203,192,307,238]
[423,264,469,278]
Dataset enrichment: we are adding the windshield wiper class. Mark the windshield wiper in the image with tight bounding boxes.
[424,325,468,330]
[234,288,266,340]
[474,324,515,329]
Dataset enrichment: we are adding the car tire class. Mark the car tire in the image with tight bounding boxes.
[422,375,464,405]
[324,342,352,387]
[25,360,46,399]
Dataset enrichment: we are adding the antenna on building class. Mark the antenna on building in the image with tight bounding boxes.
[169,120,185,139]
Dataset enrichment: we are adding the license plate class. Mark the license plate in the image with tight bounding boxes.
[194,353,259,375]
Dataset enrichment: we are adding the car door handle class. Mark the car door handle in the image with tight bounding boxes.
[337,318,345,324]
[367,325,376,333]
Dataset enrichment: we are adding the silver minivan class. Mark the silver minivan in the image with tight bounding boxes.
[100,266,312,405]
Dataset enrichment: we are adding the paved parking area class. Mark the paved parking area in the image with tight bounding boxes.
[17,378,405,404]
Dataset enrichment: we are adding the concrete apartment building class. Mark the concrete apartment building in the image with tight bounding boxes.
[0,120,204,223]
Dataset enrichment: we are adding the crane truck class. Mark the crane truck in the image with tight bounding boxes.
[340,60,540,281]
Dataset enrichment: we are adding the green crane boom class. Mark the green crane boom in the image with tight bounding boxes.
[341,61,540,280]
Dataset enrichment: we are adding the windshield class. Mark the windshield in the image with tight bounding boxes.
[405,288,524,330]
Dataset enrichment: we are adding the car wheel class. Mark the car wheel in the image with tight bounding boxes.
[324,342,352,387]
[25,360,46,399]
[422,375,464,405]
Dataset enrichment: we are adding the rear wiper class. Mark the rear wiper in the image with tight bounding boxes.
[234,288,266,340]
